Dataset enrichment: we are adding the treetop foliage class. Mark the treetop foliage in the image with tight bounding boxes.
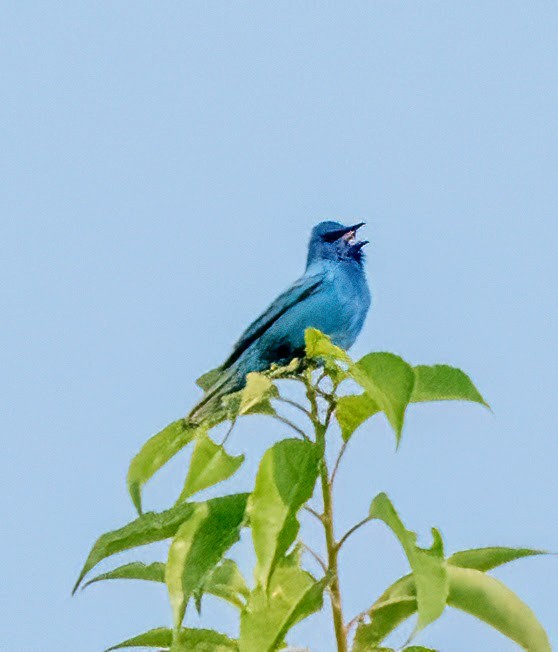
[75,329,550,652]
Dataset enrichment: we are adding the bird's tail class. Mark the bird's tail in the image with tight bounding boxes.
[187,365,244,425]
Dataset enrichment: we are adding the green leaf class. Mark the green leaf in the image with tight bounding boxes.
[73,501,196,593]
[82,561,165,590]
[304,328,350,383]
[238,372,278,416]
[105,627,172,650]
[83,557,249,611]
[176,432,244,502]
[166,494,248,628]
[127,419,200,514]
[239,550,325,652]
[196,367,223,391]
[410,365,488,407]
[170,628,238,652]
[350,353,415,444]
[249,439,320,590]
[305,328,351,364]
[200,558,250,610]
[335,393,380,442]
[105,627,238,651]
[368,493,447,631]
[267,357,304,379]
[448,547,545,572]
[448,566,551,651]
[352,574,418,648]
[354,566,551,651]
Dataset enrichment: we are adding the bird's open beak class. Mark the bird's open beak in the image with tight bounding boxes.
[343,222,366,245]
[324,222,366,243]
[350,239,369,252]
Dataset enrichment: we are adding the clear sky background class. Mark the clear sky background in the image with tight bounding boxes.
[1,2,557,651]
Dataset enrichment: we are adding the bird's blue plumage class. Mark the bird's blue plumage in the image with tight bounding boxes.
[189,221,371,422]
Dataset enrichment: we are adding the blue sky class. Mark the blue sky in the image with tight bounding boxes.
[1,2,557,650]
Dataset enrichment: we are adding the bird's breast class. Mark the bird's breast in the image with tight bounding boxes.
[326,264,371,349]
[242,262,371,369]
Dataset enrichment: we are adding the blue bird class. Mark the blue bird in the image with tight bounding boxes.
[189,221,371,423]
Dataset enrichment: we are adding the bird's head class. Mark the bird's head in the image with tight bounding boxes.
[306,221,369,268]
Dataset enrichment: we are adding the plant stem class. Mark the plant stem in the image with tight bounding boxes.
[300,541,328,573]
[307,372,347,652]
[221,419,236,446]
[346,608,368,635]
[303,505,324,523]
[272,414,312,442]
[276,396,314,420]
[330,440,348,485]
[320,459,347,652]
[303,371,348,652]
[336,517,372,551]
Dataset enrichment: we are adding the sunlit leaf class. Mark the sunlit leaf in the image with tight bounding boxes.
[354,566,551,651]
[335,360,487,445]
[196,367,223,391]
[336,393,380,442]
[305,328,351,364]
[166,493,248,628]
[239,549,325,652]
[105,626,237,651]
[176,432,244,502]
[352,574,417,648]
[368,493,447,631]
[73,501,196,593]
[105,627,172,650]
[200,558,250,610]
[448,547,545,572]
[267,357,304,379]
[127,420,200,514]
[238,372,278,416]
[170,628,238,652]
[83,561,165,590]
[249,439,320,590]
[304,328,350,383]
[83,557,249,610]
[410,365,488,407]
[351,353,415,444]
[449,566,550,651]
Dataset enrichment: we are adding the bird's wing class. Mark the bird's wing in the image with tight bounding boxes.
[222,272,325,369]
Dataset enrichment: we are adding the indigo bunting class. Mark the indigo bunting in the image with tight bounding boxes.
[190,221,371,422]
